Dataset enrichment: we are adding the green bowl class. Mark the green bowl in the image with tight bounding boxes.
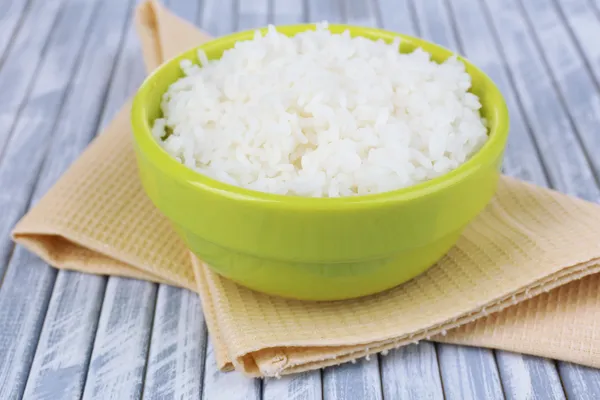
[131,24,509,301]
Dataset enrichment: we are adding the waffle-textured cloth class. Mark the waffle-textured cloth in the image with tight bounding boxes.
[12,0,600,377]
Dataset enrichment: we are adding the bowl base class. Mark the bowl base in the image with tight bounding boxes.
[190,229,463,301]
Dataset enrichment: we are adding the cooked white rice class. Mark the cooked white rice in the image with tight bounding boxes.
[152,23,488,197]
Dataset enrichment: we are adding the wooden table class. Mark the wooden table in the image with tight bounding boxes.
[1,0,600,398]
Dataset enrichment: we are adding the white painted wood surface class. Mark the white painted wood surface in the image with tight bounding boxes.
[202,340,262,400]
[0,0,120,397]
[0,0,31,65]
[143,285,207,399]
[1,0,600,398]
[559,362,600,399]
[263,371,323,400]
[496,352,566,400]
[438,345,504,400]
[81,279,157,400]
[323,358,382,400]
[0,0,64,156]
[380,342,444,400]
[482,0,600,202]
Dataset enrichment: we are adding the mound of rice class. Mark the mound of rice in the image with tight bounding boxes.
[152,23,488,197]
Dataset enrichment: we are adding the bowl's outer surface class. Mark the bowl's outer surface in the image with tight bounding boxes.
[131,24,509,301]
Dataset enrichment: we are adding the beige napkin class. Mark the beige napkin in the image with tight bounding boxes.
[12,0,600,377]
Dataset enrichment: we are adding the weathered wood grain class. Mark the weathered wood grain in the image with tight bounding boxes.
[380,342,444,400]
[482,0,600,201]
[238,0,269,30]
[272,0,306,24]
[81,279,157,400]
[0,0,115,397]
[80,1,201,398]
[21,272,106,400]
[559,362,600,400]
[263,371,322,400]
[375,0,418,35]
[344,0,378,26]
[307,0,343,23]
[446,1,569,398]
[554,0,600,88]
[0,0,32,66]
[18,2,138,396]
[447,0,548,187]
[0,0,64,156]
[515,0,600,393]
[519,0,600,181]
[437,345,504,400]
[496,352,565,400]
[142,285,207,400]
[323,358,382,400]
[201,0,236,36]
[202,340,261,400]
[166,0,203,25]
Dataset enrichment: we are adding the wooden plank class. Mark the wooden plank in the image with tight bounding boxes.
[97,8,147,129]
[515,0,600,392]
[238,0,269,30]
[19,1,136,398]
[0,254,56,400]
[0,0,110,396]
[443,1,569,398]
[446,0,548,186]
[0,0,67,281]
[201,0,236,36]
[526,0,600,179]
[375,0,418,35]
[411,0,457,49]
[21,272,106,400]
[263,371,322,400]
[0,0,64,155]
[0,0,32,66]
[495,352,565,400]
[554,0,600,83]
[202,340,261,400]
[558,362,600,399]
[344,0,378,26]
[165,0,202,24]
[480,0,600,201]
[81,278,157,400]
[380,342,444,400]
[307,0,343,23]
[142,285,207,400]
[437,345,504,400]
[272,0,306,24]
[323,358,382,400]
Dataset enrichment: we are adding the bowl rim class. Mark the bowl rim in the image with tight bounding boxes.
[131,23,509,208]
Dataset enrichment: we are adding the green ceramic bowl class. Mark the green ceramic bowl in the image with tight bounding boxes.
[131,24,509,301]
